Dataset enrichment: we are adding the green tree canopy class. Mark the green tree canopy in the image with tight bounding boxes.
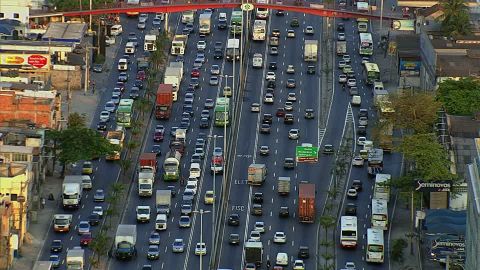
[438,0,472,37]
[386,90,441,134]
[67,112,86,128]
[398,134,455,181]
[56,127,118,165]
[436,78,480,116]
[48,0,115,11]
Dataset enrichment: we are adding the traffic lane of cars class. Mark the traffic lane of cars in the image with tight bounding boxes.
[40,18,144,268]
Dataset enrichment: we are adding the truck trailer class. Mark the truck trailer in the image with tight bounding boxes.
[114,225,137,260]
[298,182,316,223]
[66,247,84,269]
[247,164,267,186]
[155,84,173,119]
[156,190,172,216]
[304,40,318,62]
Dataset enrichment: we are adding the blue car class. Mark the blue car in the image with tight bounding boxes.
[49,255,61,268]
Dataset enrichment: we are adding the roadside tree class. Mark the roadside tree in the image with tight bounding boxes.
[436,78,480,116]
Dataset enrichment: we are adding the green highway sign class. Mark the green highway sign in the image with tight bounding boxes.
[296,146,319,163]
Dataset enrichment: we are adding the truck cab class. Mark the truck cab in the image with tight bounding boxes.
[155,214,167,231]
[125,42,136,54]
[136,206,151,223]
[53,214,73,232]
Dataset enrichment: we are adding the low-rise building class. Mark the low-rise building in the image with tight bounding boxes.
[465,138,480,270]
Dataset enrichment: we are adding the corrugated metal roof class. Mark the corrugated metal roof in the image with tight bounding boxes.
[42,22,86,43]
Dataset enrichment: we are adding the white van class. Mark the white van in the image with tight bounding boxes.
[374,81,384,91]
[189,163,201,178]
[117,58,128,71]
[351,95,362,106]
[252,53,263,68]
[219,13,227,22]
[110,25,123,36]
[125,42,135,54]
[155,214,167,231]
[80,175,92,190]
[276,252,289,266]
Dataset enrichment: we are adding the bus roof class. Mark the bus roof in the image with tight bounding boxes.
[371,199,388,213]
[254,20,267,27]
[357,17,369,22]
[359,32,373,41]
[341,216,358,228]
[367,228,384,244]
[119,99,134,106]
[364,62,380,72]
[375,173,391,183]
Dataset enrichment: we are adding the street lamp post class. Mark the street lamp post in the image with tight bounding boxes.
[193,209,211,270]
[210,134,223,255]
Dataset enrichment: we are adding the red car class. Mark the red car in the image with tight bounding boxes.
[276,108,285,117]
[191,68,200,77]
[80,232,92,246]
[136,70,146,81]
[153,125,165,142]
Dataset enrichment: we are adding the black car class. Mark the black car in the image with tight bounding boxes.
[50,240,63,252]
[199,117,209,128]
[357,125,367,136]
[228,214,240,226]
[359,108,368,118]
[129,87,140,99]
[279,206,289,217]
[262,114,273,124]
[337,23,345,32]
[88,213,100,226]
[214,41,223,50]
[229,233,240,245]
[290,17,300,27]
[352,180,363,191]
[183,105,194,117]
[269,62,277,70]
[253,192,263,203]
[284,114,294,124]
[167,185,176,197]
[218,20,227,29]
[97,120,108,131]
[345,203,357,216]
[307,65,316,74]
[305,109,315,119]
[267,80,276,89]
[151,145,161,156]
[284,158,295,169]
[276,9,285,16]
[214,49,223,59]
[298,246,310,259]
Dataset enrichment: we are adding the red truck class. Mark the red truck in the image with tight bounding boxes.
[298,183,316,223]
[155,84,173,119]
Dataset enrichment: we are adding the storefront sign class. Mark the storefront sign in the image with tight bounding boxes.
[399,60,421,76]
[415,180,452,192]
[392,19,415,31]
[0,54,50,70]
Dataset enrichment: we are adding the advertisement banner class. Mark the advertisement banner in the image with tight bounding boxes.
[414,180,452,192]
[399,59,421,76]
[392,19,415,31]
[0,54,50,70]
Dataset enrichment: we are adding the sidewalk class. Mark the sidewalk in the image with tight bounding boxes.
[11,39,119,270]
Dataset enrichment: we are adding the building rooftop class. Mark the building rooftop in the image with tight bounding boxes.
[0,163,27,177]
[447,115,480,138]
[396,34,421,57]
[429,35,480,50]
[42,22,86,43]
[451,137,478,177]
[436,54,480,77]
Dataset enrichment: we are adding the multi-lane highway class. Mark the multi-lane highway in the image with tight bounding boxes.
[36,5,403,270]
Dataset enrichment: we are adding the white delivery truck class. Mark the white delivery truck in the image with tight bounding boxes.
[62,176,83,209]
[199,13,212,35]
[66,247,84,269]
[136,206,151,223]
[226,38,240,61]
[304,40,318,62]
[247,164,267,186]
[156,190,172,216]
[171,35,188,55]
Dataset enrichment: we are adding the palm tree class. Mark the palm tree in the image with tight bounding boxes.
[115,159,132,176]
[88,230,111,268]
[319,215,336,270]
[126,140,139,159]
[438,0,471,36]
[133,97,151,119]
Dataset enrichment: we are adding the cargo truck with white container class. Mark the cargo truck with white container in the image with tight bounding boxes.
[277,177,291,195]
[137,153,157,197]
[114,225,137,260]
[66,247,84,269]
[62,176,83,209]
[245,241,263,267]
[163,150,182,181]
[199,13,212,35]
[247,164,267,186]
[337,40,347,55]
[156,190,172,216]
[226,38,240,61]
[304,40,318,62]
[163,67,182,101]
[171,35,188,55]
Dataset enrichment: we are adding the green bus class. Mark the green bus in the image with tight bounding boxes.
[214,97,230,127]
[116,99,134,128]
[364,62,380,85]
[230,10,243,35]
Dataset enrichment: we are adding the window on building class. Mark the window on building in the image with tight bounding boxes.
[12,153,28,162]
[0,13,4,18]
[13,13,19,19]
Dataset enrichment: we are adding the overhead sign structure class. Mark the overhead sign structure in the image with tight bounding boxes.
[414,180,452,192]
[241,3,255,11]
[0,53,50,70]
[296,146,319,163]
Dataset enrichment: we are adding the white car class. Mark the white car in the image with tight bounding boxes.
[304,25,314,35]
[254,221,265,233]
[288,129,299,140]
[357,136,367,145]
[186,181,198,195]
[137,21,146,29]
[104,101,116,113]
[287,92,297,101]
[284,101,294,111]
[195,242,206,255]
[249,230,261,242]
[343,54,351,63]
[276,252,289,266]
[347,188,358,199]
[99,111,110,122]
[197,40,207,51]
[286,64,295,74]
[345,262,356,269]
[293,260,305,270]
[251,103,260,112]
[339,74,347,83]
[139,14,148,23]
[338,32,346,41]
[352,156,364,166]
[287,30,295,38]
[273,231,287,243]
[347,78,357,87]
[105,36,115,46]
[266,72,276,81]
[93,206,103,218]
[264,93,274,104]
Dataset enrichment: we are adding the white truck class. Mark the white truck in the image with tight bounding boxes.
[156,190,172,216]
[53,214,73,232]
[105,127,125,161]
[226,38,240,61]
[66,247,84,269]
[136,205,151,223]
[33,261,53,270]
[114,225,137,260]
[199,13,212,35]
[304,40,318,62]
[252,53,263,68]
[169,61,184,76]
[181,10,195,24]
[247,164,267,186]
[138,153,157,197]
[171,35,188,55]
[62,176,83,209]
[163,150,182,181]
[144,34,157,51]
[337,41,347,55]
[163,67,183,94]
[175,128,186,143]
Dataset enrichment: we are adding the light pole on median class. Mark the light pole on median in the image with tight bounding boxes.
[210,134,223,257]
[193,209,211,270]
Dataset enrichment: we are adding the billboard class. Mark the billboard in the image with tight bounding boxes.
[391,19,415,31]
[296,146,318,163]
[399,59,421,76]
[0,54,50,70]
[414,180,452,192]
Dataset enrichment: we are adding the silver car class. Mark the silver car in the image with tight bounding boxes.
[172,239,185,253]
